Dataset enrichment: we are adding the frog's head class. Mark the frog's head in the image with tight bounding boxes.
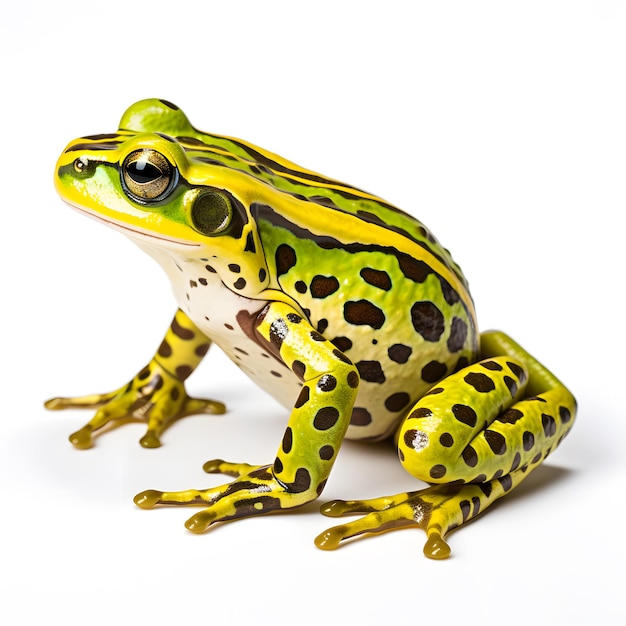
[55,99,267,294]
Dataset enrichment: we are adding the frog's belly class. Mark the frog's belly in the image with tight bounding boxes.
[142,246,411,441]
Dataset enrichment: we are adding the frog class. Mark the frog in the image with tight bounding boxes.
[46,99,576,559]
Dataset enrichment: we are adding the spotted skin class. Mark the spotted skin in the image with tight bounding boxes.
[317,331,576,558]
[48,99,576,558]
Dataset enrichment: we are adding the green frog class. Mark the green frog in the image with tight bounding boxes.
[46,99,576,558]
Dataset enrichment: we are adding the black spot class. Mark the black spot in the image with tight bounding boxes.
[472,496,481,517]
[438,277,460,305]
[350,407,372,425]
[559,406,572,424]
[171,317,195,340]
[286,313,303,323]
[388,343,412,364]
[460,500,471,522]
[317,374,337,392]
[430,464,447,479]
[282,428,293,454]
[233,277,246,290]
[464,372,496,392]
[333,349,353,365]
[313,407,340,430]
[347,371,359,388]
[199,277,208,286]
[384,392,411,412]
[360,267,392,291]
[356,360,385,383]
[319,445,334,460]
[421,360,447,383]
[317,318,329,334]
[205,264,217,273]
[276,244,297,276]
[447,317,468,352]
[408,406,433,419]
[480,360,503,371]
[310,275,340,298]
[175,365,193,380]
[522,431,535,451]
[286,468,312,493]
[310,330,326,342]
[498,475,513,492]
[452,404,477,427]
[504,376,518,398]
[397,255,432,283]
[292,360,306,380]
[439,433,454,447]
[294,385,310,408]
[331,336,353,352]
[506,361,527,383]
[158,340,172,358]
[195,343,210,357]
[274,457,283,473]
[411,301,445,341]
[344,300,386,329]
[478,482,493,497]
[484,430,507,455]
[542,414,557,437]
[295,280,307,293]
[511,452,521,471]
[498,408,523,424]
[228,263,241,273]
[462,445,478,467]
[259,268,267,282]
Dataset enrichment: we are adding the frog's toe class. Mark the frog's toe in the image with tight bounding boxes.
[139,431,162,449]
[134,489,163,509]
[202,459,261,477]
[184,510,218,534]
[315,506,419,551]
[68,425,94,450]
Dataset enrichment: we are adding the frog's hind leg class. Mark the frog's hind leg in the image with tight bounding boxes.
[317,331,576,558]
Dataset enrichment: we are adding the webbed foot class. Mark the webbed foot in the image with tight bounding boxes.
[315,480,515,559]
[45,360,224,449]
[133,459,313,532]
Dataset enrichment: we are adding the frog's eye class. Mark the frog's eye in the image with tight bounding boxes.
[191,189,233,236]
[121,149,175,201]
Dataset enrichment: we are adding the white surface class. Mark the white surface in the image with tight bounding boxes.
[1,1,624,624]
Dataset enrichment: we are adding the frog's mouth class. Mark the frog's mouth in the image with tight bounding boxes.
[64,201,200,248]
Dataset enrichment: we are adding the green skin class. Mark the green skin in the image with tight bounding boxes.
[46,99,576,558]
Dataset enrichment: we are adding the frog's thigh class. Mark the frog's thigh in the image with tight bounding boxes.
[398,356,573,486]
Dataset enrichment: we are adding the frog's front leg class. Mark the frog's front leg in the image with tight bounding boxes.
[134,302,359,531]
[317,331,576,559]
[45,309,225,448]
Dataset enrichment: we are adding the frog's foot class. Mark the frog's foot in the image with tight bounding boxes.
[134,460,313,532]
[45,361,225,449]
[316,479,516,559]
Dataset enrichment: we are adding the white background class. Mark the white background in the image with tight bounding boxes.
[1,1,624,623]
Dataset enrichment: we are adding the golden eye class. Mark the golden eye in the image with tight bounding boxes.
[73,157,89,172]
[122,149,174,201]
[191,190,233,235]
